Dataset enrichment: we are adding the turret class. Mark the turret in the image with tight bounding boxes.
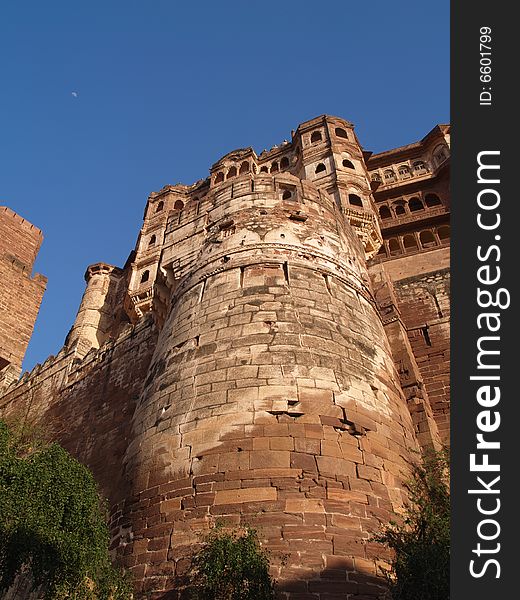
[66,262,124,352]
[292,115,383,257]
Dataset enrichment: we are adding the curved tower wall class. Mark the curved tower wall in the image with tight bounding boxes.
[121,166,420,596]
[66,263,124,352]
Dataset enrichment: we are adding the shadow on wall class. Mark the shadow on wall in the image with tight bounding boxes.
[143,562,389,599]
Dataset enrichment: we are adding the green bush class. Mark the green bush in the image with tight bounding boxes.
[0,419,132,599]
[189,524,276,600]
[374,448,450,600]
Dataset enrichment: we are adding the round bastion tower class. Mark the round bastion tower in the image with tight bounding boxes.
[119,116,421,598]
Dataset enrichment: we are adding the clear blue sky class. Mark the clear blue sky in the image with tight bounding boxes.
[0,0,449,372]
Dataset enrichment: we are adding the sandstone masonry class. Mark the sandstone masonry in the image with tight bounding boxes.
[0,115,450,599]
[0,206,47,389]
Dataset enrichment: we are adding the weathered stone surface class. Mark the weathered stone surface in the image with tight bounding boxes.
[0,207,46,388]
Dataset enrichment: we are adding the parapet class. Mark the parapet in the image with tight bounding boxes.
[0,207,46,387]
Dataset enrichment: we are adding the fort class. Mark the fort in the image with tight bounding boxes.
[0,115,450,599]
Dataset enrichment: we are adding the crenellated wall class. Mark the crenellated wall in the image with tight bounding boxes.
[0,207,47,388]
[0,316,158,507]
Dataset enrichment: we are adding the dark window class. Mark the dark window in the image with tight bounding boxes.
[215,172,224,184]
[384,170,396,181]
[311,131,323,143]
[282,190,292,200]
[280,156,289,169]
[335,127,349,139]
[408,197,424,212]
[155,201,164,213]
[379,206,392,219]
[413,160,427,173]
[437,225,450,242]
[270,162,279,173]
[260,166,268,173]
[148,235,156,247]
[227,166,237,179]
[140,270,150,283]
[403,234,418,250]
[388,238,401,255]
[348,194,363,207]
[394,203,406,216]
[371,173,382,182]
[174,200,184,211]
[239,161,249,174]
[315,163,326,174]
[342,159,355,169]
[425,193,442,207]
[420,230,436,247]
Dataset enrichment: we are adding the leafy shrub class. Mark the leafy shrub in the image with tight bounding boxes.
[374,448,450,600]
[188,524,276,600]
[0,419,132,599]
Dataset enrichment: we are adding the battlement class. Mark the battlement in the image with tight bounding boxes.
[0,207,47,385]
[0,206,44,270]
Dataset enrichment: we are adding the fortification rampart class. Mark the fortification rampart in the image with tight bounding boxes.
[0,207,47,386]
[0,115,450,599]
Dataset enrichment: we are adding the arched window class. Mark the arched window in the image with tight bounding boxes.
[239,161,249,174]
[433,144,448,165]
[379,206,392,219]
[398,165,411,178]
[140,270,150,284]
[437,225,450,242]
[315,163,326,174]
[348,194,363,207]
[394,202,406,216]
[155,201,164,213]
[403,234,418,251]
[280,156,289,169]
[384,169,396,182]
[433,145,449,165]
[260,166,268,173]
[335,127,348,139]
[148,234,156,247]
[282,190,292,200]
[408,197,424,212]
[311,131,322,143]
[227,166,237,179]
[371,173,382,182]
[413,160,428,174]
[342,159,355,169]
[388,238,401,255]
[270,162,279,173]
[425,193,442,207]
[174,200,184,211]
[215,172,224,184]
[420,230,437,248]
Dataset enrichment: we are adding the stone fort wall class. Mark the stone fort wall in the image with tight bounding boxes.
[0,206,47,388]
[0,115,450,599]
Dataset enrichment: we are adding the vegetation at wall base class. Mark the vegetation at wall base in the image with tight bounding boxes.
[188,523,276,600]
[0,419,132,599]
[374,448,450,600]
